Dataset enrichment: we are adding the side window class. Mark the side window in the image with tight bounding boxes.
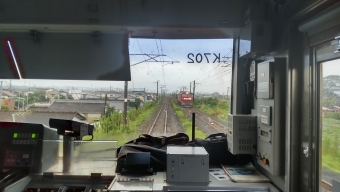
[321,59,340,188]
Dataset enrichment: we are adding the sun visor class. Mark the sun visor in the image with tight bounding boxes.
[0,32,131,81]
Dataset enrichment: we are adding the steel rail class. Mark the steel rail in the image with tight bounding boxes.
[148,101,165,134]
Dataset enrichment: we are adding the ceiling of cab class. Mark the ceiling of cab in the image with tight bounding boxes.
[0,0,255,80]
[0,0,254,39]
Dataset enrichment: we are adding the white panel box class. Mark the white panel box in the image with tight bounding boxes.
[166,146,209,183]
[227,114,257,154]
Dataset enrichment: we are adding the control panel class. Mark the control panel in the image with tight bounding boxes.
[0,122,59,174]
[256,58,286,176]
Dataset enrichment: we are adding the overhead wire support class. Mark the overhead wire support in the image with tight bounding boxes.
[129,53,179,66]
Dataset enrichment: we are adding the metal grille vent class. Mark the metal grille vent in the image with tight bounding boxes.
[238,139,252,151]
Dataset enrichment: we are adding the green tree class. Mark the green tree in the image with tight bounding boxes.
[59,95,66,99]
[27,91,48,104]
[100,110,123,133]
[15,100,24,110]
[104,106,116,117]
[323,96,336,108]
[129,98,142,109]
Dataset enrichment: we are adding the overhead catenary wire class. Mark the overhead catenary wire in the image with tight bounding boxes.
[194,63,222,81]
[194,49,232,82]
[198,64,231,83]
[136,39,157,80]
[199,69,231,84]
[154,38,166,86]
[200,69,231,84]
[198,65,231,83]
[199,82,228,86]
[132,66,153,83]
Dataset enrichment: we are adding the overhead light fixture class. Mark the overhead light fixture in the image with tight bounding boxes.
[7,41,22,79]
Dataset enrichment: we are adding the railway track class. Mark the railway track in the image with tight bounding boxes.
[148,101,168,135]
[321,180,332,192]
[183,107,228,135]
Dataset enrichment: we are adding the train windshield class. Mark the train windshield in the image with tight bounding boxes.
[0,38,233,146]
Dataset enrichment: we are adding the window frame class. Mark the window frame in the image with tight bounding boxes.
[314,38,340,191]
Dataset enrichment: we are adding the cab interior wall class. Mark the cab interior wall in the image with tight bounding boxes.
[1,0,340,191]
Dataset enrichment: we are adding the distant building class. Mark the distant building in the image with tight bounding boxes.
[27,102,51,111]
[335,106,340,113]
[1,98,15,110]
[1,90,16,99]
[322,107,334,117]
[212,92,220,98]
[1,90,16,110]
[45,89,59,102]
[69,89,83,100]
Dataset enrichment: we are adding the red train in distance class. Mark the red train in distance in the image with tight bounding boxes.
[177,91,194,107]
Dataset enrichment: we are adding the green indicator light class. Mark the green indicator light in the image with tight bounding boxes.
[13,133,18,138]
[31,133,36,139]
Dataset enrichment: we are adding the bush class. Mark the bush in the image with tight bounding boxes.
[194,98,230,120]
[0,105,9,111]
[324,112,340,120]
[93,101,158,138]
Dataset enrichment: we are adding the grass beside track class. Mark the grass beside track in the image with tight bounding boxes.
[171,101,206,140]
[83,101,159,146]
[194,98,230,121]
[322,117,340,174]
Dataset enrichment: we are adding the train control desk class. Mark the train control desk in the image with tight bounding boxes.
[109,171,280,192]
[1,136,280,192]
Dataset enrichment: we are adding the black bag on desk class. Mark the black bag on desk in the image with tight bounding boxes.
[120,133,189,148]
[188,133,252,166]
[115,133,189,173]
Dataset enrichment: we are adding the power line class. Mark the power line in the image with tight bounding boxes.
[159,39,165,64]
[199,82,227,86]
[194,63,222,81]
[198,64,229,82]
[154,38,166,86]
[199,63,232,82]
[132,66,153,83]
[200,69,231,84]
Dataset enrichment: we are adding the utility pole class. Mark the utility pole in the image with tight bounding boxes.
[160,87,163,97]
[124,81,128,127]
[190,82,192,92]
[227,87,230,100]
[154,80,159,101]
[17,92,20,111]
[193,81,195,103]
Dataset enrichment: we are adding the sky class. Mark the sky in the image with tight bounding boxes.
[322,59,340,77]
[1,38,234,94]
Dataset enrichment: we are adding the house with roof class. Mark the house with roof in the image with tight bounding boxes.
[1,90,16,110]
[1,90,16,99]
[45,89,60,102]
[46,100,105,123]
[0,111,86,126]
[27,102,51,111]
